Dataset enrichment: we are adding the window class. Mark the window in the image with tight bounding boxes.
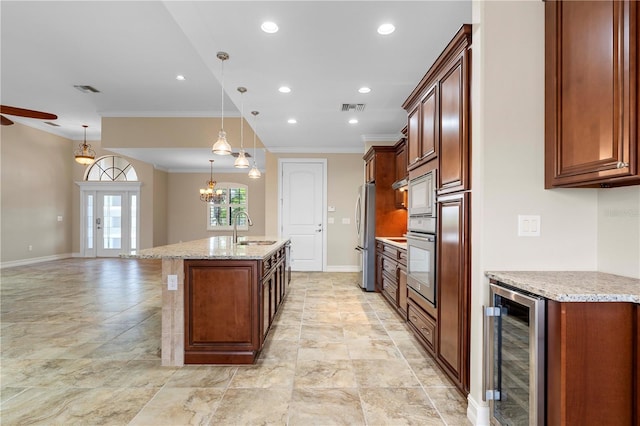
[85,156,138,181]
[207,183,249,231]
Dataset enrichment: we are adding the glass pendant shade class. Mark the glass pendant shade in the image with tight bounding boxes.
[212,130,231,155]
[74,125,95,165]
[234,150,250,168]
[248,165,262,179]
[213,51,232,156]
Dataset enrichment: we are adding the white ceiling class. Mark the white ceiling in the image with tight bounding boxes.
[1,1,471,172]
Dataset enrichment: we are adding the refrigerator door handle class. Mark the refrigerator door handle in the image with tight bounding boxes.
[355,191,361,236]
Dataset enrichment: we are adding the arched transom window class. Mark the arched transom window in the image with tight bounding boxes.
[85,155,138,181]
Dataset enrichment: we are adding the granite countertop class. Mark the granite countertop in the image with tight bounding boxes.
[486,271,640,303]
[376,237,407,249]
[121,236,288,260]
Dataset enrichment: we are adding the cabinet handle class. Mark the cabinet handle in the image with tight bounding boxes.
[420,327,430,335]
[617,161,629,169]
[414,157,421,163]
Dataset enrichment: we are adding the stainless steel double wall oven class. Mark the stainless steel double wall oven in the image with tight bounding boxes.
[406,169,437,306]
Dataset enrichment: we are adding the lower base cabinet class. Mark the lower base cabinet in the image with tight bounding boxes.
[547,301,637,425]
[376,240,408,320]
[184,245,288,364]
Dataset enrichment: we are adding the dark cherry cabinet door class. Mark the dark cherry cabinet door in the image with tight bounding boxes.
[546,0,639,187]
[407,105,421,169]
[436,192,469,393]
[420,84,438,165]
[438,51,469,195]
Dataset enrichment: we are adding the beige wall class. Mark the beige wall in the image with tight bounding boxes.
[264,152,365,269]
[469,1,640,422]
[166,171,266,243]
[1,123,74,262]
[153,168,168,247]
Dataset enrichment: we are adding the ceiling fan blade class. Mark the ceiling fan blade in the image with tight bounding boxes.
[0,105,57,120]
[0,115,14,126]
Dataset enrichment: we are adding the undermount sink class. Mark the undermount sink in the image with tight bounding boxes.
[236,240,277,246]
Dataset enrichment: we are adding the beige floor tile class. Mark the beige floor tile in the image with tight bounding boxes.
[360,387,445,425]
[128,387,224,426]
[294,359,357,388]
[352,359,421,388]
[209,388,290,424]
[0,259,468,425]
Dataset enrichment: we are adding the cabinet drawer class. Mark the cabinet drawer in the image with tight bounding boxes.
[382,273,398,304]
[381,256,397,275]
[398,249,407,266]
[408,300,436,350]
[382,244,399,259]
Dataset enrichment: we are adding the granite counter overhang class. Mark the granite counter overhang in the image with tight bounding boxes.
[121,236,289,261]
[486,271,640,303]
[376,236,408,250]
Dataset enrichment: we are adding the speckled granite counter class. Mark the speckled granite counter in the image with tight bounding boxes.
[122,236,288,260]
[486,271,640,303]
[376,237,407,250]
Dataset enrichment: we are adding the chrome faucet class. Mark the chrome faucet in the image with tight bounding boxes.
[232,211,253,243]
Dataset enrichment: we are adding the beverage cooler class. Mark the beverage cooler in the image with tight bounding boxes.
[483,282,546,425]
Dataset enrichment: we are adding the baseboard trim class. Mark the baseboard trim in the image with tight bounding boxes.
[467,394,490,425]
[1,253,73,269]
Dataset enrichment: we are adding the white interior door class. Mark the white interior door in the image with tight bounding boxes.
[280,160,326,271]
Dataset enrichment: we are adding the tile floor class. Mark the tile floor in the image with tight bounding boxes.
[0,258,469,425]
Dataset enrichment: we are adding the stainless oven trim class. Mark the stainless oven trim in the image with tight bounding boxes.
[484,283,546,426]
[406,232,436,306]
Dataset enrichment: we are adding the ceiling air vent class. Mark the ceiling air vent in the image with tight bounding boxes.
[44,122,60,127]
[341,103,366,112]
[74,85,100,93]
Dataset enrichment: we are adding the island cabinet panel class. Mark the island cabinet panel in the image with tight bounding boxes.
[546,301,636,425]
[546,0,640,188]
[184,260,260,364]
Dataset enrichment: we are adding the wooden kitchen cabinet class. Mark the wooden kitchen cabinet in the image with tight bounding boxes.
[394,138,408,209]
[547,301,636,425]
[403,24,471,195]
[436,191,470,394]
[184,244,288,364]
[545,0,640,188]
[184,259,260,364]
[363,146,407,238]
[376,240,408,319]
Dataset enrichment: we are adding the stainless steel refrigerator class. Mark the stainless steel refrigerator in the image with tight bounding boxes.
[355,183,375,291]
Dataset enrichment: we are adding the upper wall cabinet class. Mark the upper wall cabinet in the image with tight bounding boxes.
[403,25,471,194]
[546,0,640,188]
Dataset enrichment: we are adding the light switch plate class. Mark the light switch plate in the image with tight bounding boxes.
[518,215,541,237]
[342,218,351,225]
[328,217,335,224]
[167,275,178,290]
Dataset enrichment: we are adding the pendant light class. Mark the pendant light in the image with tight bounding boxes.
[212,51,232,155]
[248,111,262,179]
[234,86,250,168]
[74,125,96,165]
[199,160,218,202]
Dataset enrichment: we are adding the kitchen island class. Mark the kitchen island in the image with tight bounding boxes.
[123,236,290,366]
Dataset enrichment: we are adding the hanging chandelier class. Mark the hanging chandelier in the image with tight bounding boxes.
[199,160,222,203]
[74,125,96,165]
[212,51,232,155]
[234,86,250,168]
[248,111,262,179]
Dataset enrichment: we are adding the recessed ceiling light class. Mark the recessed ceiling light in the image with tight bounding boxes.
[176,75,185,81]
[279,86,291,93]
[349,119,358,124]
[358,87,371,94]
[287,118,297,124]
[377,23,395,35]
[261,21,279,33]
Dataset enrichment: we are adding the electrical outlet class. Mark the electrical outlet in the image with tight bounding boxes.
[342,218,351,225]
[28,245,33,251]
[167,275,178,290]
